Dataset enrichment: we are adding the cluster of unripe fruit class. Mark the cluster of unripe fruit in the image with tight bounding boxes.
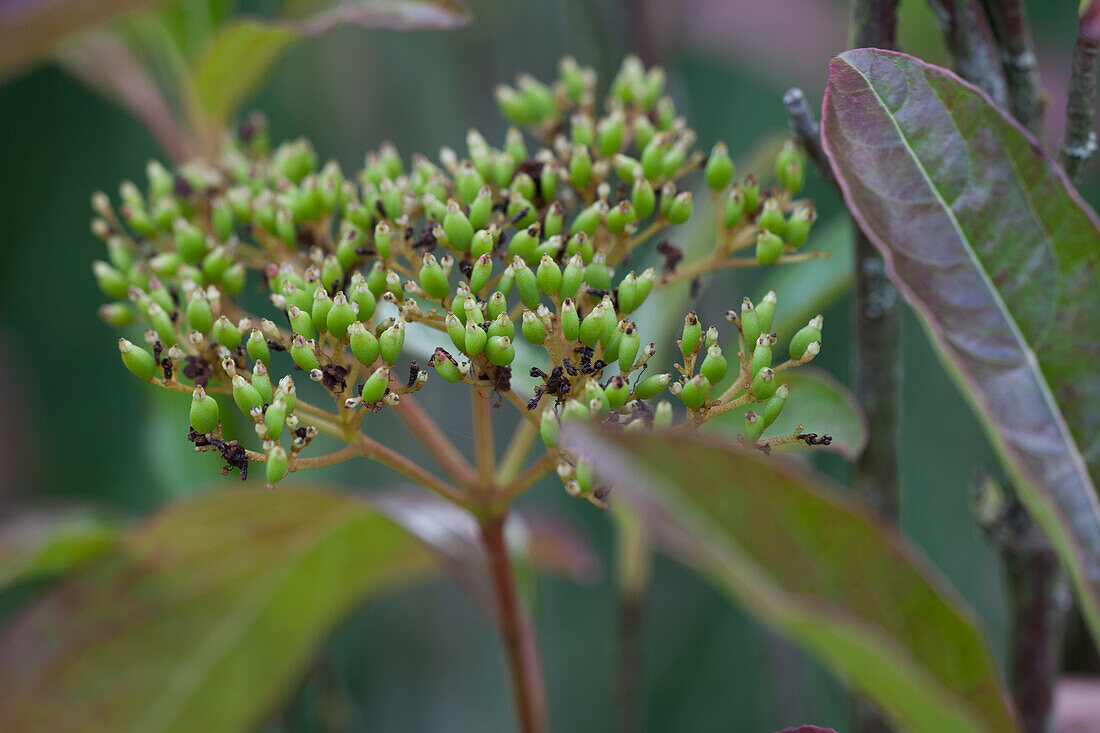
[95,55,824,499]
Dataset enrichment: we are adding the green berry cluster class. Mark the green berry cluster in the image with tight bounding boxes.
[92,56,825,501]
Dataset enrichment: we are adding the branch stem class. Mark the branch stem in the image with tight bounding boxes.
[1061,2,1100,182]
[473,389,497,490]
[480,513,547,733]
[849,3,901,732]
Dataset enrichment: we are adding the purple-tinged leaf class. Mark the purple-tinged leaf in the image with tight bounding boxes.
[0,0,161,78]
[574,428,1018,732]
[0,488,437,732]
[822,48,1100,643]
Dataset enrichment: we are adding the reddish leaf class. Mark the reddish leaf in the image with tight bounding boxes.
[822,48,1100,643]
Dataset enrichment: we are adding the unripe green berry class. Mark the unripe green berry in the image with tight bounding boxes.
[93,261,129,299]
[443,202,474,251]
[290,335,321,372]
[213,315,242,349]
[631,177,656,219]
[667,191,693,224]
[756,229,785,266]
[742,175,760,216]
[311,286,333,334]
[786,206,815,248]
[488,311,515,339]
[232,375,264,417]
[349,277,376,321]
[374,221,392,259]
[246,329,270,365]
[758,198,786,237]
[470,254,493,293]
[190,386,220,434]
[174,220,206,263]
[606,200,636,234]
[469,186,493,229]
[326,291,357,339]
[700,345,728,384]
[763,383,789,428]
[571,201,603,235]
[430,348,463,383]
[486,291,507,320]
[634,372,670,399]
[584,257,612,290]
[186,291,214,334]
[751,367,778,400]
[362,366,390,403]
[654,400,673,429]
[561,298,580,340]
[775,140,805,193]
[724,187,745,229]
[266,445,288,485]
[597,112,625,156]
[680,311,701,362]
[705,142,734,190]
[679,374,711,410]
[540,409,560,448]
[741,298,761,349]
[579,302,609,346]
[418,253,450,300]
[756,290,777,332]
[509,225,540,265]
[288,305,314,339]
[119,338,157,380]
[380,320,406,365]
[789,315,823,360]
[618,322,641,372]
[264,397,288,440]
[521,309,547,344]
[514,259,540,309]
[486,335,515,366]
[349,321,381,365]
[752,334,773,376]
[252,362,274,404]
[465,321,487,355]
[743,410,764,443]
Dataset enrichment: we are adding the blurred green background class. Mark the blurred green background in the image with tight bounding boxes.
[1,0,1097,729]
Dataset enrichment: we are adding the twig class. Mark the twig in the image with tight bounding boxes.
[973,471,1069,733]
[392,394,479,490]
[850,0,899,48]
[981,0,1044,133]
[355,433,466,505]
[848,3,901,732]
[926,0,1009,107]
[613,504,650,733]
[1061,1,1100,181]
[481,513,548,733]
[472,390,496,490]
[783,88,834,186]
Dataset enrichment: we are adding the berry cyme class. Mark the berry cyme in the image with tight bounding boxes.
[90,55,829,505]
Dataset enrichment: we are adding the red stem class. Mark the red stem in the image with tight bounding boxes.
[480,513,547,733]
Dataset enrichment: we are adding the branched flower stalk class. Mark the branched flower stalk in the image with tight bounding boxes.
[90,56,832,732]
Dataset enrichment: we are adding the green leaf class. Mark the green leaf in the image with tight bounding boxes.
[0,488,436,732]
[575,429,1019,732]
[706,367,867,460]
[0,511,119,593]
[189,20,299,128]
[189,2,471,125]
[822,49,1100,642]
